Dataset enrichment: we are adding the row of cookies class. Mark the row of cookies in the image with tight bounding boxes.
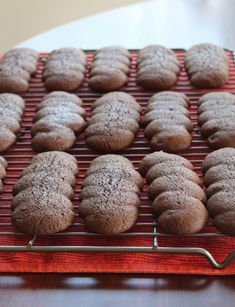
[4,149,235,236]
[0,43,230,93]
[1,91,235,154]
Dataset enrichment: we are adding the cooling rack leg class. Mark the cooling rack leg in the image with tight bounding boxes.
[153,220,158,250]
[28,235,37,248]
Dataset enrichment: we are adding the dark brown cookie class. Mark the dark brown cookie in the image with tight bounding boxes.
[152,191,208,234]
[148,175,206,203]
[92,91,141,113]
[85,92,140,152]
[198,107,235,126]
[0,48,38,93]
[12,189,75,235]
[79,155,143,234]
[31,92,86,152]
[204,164,235,187]
[137,45,180,90]
[202,148,235,234]
[0,93,25,152]
[140,152,207,234]
[90,154,133,167]
[139,151,194,176]
[31,151,78,174]
[11,151,78,234]
[0,156,7,192]
[43,48,87,91]
[201,147,235,172]
[207,191,235,235]
[12,171,74,199]
[84,167,143,189]
[94,46,131,58]
[148,91,189,106]
[198,93,235,149]
[89,46,130,91]
[206,179,235,198]
[143,92,192,152]
[186,43,229,88]
[146,161,202,185]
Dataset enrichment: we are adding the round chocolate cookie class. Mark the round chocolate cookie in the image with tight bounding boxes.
[206,179,235,198]
[186,43,229,88]
[0,156,7,192]
[79,155,142,234]
[140,152,207,234]
[137,45,180,90]
[202,147,235,172]
[0,48,38,93]
[12,189,75,235]
[146,162,202,185]
[203,148,235,234]
[11,151,77,235]
[152,191,208,234]
[139,151,194,176]
[148,175,206,203]
[43,48,86,91]
[204,164,235,187]
[89,46,130,92]
[0,93,25,152]
[85,92,140,153]
[143,92,192,152]
[198,93,235,149]
[31,92,86,152]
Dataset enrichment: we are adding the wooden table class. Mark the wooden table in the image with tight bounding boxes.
[3,0,235,306]
[0,274,235,306]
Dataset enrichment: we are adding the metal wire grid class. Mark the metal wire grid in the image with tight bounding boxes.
[0,50,235,269]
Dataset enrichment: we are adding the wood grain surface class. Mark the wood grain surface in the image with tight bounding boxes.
[0,274,235,307]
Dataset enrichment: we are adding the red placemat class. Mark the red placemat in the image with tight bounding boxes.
[1,50,235,274]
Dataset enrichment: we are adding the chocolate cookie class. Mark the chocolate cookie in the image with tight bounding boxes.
[201,147,235,172]
[152,191,208,235]
[206,179,235,198]
[31,92,86,152]
[0,93,25,152]
[12,151,78,234]
[43,48,87,91]
[198,93,235,149]
[139,151,194,176]
[202,148,235,234]
[79,155,143,234]
[0,156,7,192]
[146,161,202,185]
[89,46,130,91]
[85,92,140,152]
[185,43,229,88]
[143,92,192,152]
[0,48,39,93]
[137,45,180,90]
[140,152,207,234]
[204,164,235,187]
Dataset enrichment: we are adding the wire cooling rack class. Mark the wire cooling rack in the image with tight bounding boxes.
[0,49,235,270]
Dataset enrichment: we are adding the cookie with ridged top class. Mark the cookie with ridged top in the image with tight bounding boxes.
[0,48,38,93]
[140,152,207,234]
[186,43,229,88]
[43,48,86,91]
[89,47,130,92]
[0,93,25,152]
[32,92,86,152]
[12,151,77,235]
[85,92,140,152]
[79,155,142,234]
[137,45,180,90]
